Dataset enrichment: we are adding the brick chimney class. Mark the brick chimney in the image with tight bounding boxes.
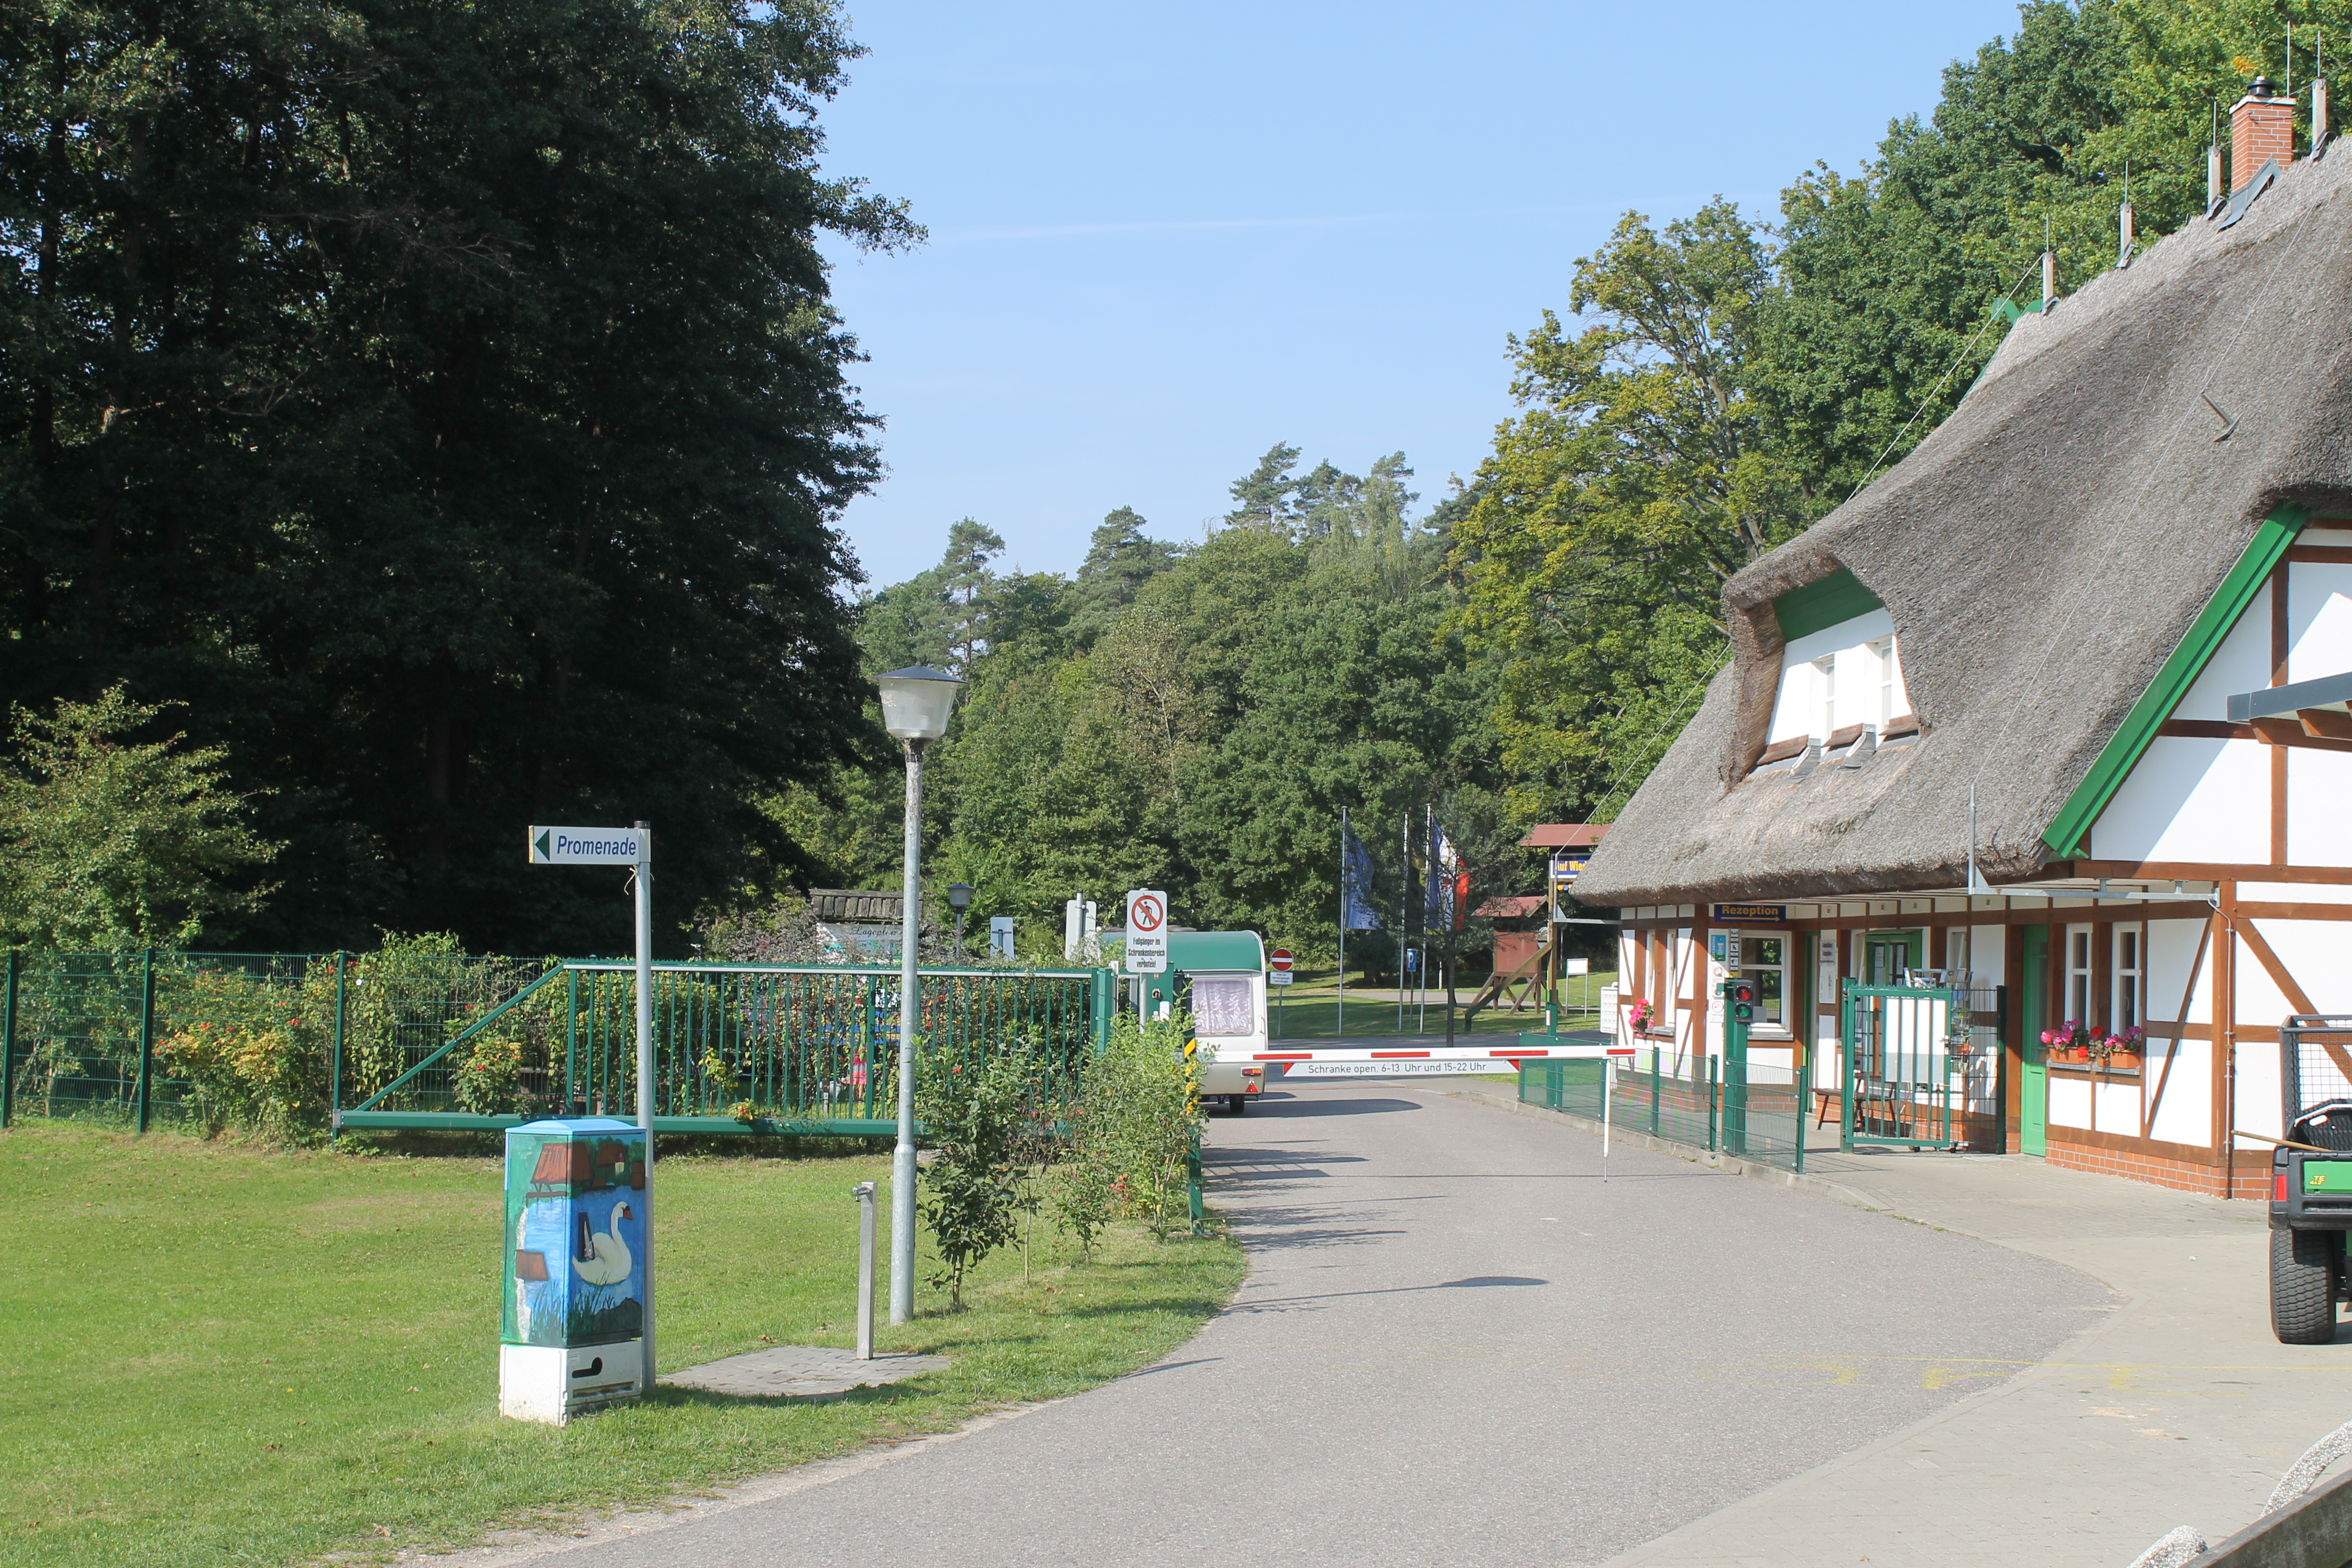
[2232,75,2295,189]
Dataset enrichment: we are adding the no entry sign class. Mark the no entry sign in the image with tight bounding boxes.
[1125,889,1168,974]
[1268,949,1293,971]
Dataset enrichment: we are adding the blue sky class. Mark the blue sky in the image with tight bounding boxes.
[818,0,2027,586]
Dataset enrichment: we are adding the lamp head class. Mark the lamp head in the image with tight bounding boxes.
[875,664,963,742]
[946,882,974,911]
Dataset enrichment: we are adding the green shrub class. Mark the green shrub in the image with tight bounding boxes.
[1053,1014,1202,1247]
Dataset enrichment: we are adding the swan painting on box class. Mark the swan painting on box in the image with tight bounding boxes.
[503,1125,649,1349]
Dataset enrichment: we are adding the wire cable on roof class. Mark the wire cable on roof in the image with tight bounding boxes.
[1845,257,2042,501]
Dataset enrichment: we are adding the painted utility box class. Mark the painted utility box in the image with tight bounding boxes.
[499,1117,648,1423]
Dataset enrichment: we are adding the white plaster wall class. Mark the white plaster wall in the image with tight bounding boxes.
[2287,560,2352,683]
[2147,918,2211,1026]
[2095,1080,2142,1135]
[2174,600,2274,721]
[2237,1041,2285,1144]
[2148,1040,2212,1147]
[2092,737,2268,864]
[2234,933,2292,1025]
[2050,1074,2093,1129]
[2249,918,2350,1012]
[1969,924,2007,992]
[2288,750,2352,867]
[2242,880,2352,904]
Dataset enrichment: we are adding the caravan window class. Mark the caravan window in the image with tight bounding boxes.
[1190,978,1254,1037]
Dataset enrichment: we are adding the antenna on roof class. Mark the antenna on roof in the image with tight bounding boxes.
[2318,31,2331,153]
[2118,162,2135,268]
[2209,96,2224,211]
[1966,783,1991,894]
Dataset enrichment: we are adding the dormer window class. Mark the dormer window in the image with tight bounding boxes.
[1750,569,1913,780]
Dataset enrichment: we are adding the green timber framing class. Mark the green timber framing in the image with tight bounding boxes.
[335,960,1120,1137]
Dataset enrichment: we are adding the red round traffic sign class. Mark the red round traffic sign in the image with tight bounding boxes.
[1130,891,1165,932]
[1269,949,1293,972]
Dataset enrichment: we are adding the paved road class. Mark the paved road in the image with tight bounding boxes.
[492,1080,2108,1567]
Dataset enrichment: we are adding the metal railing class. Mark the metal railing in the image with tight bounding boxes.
[1839,982,2000,1151]
[1,949,1117,1139]
[1516,1046,1807,1174]
[338,961,1114,1134]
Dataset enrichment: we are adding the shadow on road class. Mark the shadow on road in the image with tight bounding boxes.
[1226,1275,1549,1312]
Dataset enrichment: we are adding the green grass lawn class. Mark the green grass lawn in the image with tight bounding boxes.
[1264,969,1615,1040]
[1,1125,1243,1568]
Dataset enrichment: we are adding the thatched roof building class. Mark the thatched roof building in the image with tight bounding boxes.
[1576,134,2352,908]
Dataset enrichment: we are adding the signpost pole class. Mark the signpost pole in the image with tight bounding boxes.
[633,821,656,1395]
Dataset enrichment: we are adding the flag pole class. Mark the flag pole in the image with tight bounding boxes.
[1337,805,1348,1037]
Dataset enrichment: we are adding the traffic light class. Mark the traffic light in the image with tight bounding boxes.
[1729,979,1755,1025]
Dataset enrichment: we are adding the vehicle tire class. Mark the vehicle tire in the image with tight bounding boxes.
[1228,1094,1247,1115]
[2272,1226,2340,1344]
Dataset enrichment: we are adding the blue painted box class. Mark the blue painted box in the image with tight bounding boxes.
[502,1118,648,1348]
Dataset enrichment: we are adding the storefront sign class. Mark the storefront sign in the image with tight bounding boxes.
[1712,902,1785,923]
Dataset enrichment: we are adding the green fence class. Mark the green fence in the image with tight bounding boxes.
[0,950,331,1133]
[338,961,1115,1136]
[2,950,1117,1139]
[1517,1046,1806,1174]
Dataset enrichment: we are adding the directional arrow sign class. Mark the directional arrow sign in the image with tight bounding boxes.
[529,826,647,866]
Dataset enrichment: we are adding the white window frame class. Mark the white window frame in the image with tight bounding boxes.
[1740,931,1792,1038]
[2114,925,2143,1033]
[1812,655,1836,739]
[1870,636,1896,728]
[2065,924,2093,1027]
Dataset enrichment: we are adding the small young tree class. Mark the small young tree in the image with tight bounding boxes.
[0,687,279,949]
[916,1041,1042,1309]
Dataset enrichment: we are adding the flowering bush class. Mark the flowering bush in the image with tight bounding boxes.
[1628,998,1656,1032]
[455,1034,524,1115]
[156,977,327,1144]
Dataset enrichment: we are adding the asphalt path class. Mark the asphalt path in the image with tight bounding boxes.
[513,1080,2112,1567]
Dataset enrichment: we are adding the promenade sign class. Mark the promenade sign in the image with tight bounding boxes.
[530,826,647,866]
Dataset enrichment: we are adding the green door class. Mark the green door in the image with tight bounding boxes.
[2019,925,2048,1156]
[1864,930,1923,986]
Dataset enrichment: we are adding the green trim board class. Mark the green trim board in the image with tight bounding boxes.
[1772,569,1884,643]
[2041,504,2307,856]
[1991,297,2045,323]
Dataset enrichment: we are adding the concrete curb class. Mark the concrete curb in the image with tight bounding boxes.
[1427,1084,1884,1212]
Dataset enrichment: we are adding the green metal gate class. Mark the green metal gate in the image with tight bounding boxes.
[1841,981,1966,1150]
[336,961,1117,1136]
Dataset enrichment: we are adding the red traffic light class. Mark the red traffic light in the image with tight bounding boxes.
[1732,982,1755,1005]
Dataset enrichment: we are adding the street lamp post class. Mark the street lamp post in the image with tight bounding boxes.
[946,883,974,954]
[875,663,963,1325]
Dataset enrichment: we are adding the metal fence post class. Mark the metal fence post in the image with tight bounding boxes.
[135,949,156,1134]
[1707,1055,1718,1152]
[1650,1050,1660,1135]
[1,949,17,1130]
[564,966,580,1112]
[329,952,347,1145]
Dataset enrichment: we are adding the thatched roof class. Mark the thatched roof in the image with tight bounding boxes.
[1575,144,2352,908]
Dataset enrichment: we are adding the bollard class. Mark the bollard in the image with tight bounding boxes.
[852,1180,876,1362]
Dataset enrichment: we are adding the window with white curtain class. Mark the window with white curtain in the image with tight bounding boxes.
[1190,977,1255,1037]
